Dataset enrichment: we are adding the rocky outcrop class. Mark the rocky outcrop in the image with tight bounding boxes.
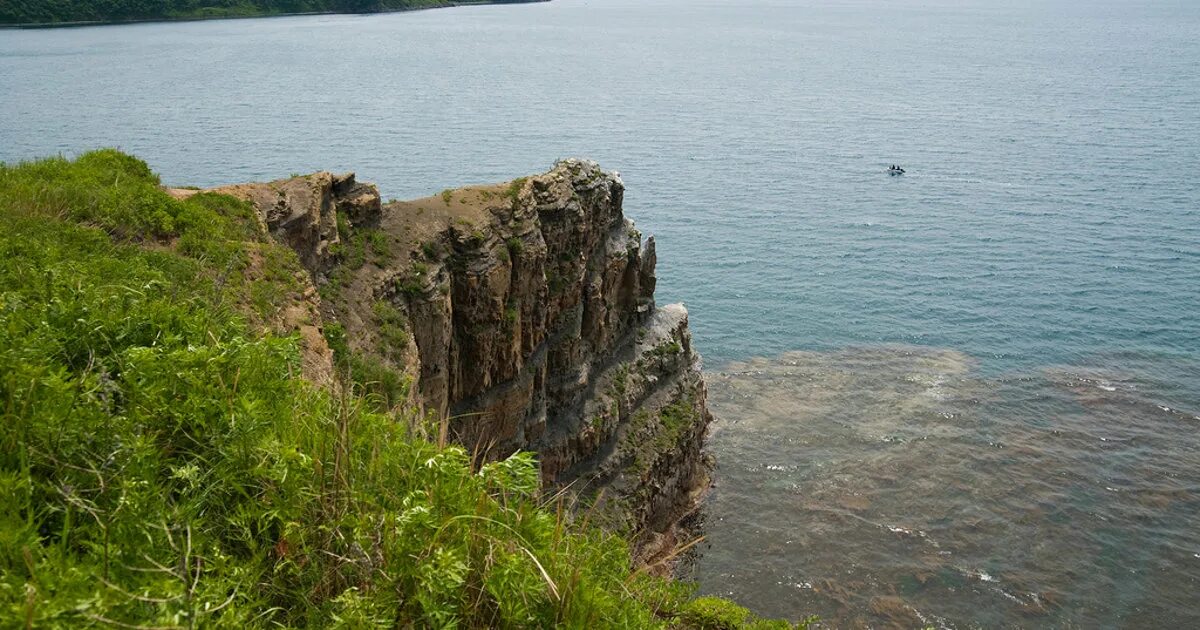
[211,172,382,273]
[200,159,712,546]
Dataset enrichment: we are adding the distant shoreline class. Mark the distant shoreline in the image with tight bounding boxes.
[0,0,548,30]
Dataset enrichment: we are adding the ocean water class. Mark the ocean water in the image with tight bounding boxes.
[2,0,1199,625]
[700,349,1200,627]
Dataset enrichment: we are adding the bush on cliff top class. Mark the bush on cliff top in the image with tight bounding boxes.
[0,151,803,628]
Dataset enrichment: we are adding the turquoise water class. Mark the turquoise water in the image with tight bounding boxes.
[2,0,1199,625]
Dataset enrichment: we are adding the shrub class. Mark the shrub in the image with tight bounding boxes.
[506,236,524,258]
[420,239,442,260]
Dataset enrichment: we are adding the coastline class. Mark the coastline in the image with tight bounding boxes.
[0,0,548,30]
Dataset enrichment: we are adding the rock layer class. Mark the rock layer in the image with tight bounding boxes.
[206,159,711,542]
[211,172,381,272]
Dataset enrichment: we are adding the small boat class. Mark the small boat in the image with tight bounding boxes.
[888,165,906,175]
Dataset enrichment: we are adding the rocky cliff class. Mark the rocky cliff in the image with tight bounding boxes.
[190,159,711,550]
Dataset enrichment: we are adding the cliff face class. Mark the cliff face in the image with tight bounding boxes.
[204,160,711,542]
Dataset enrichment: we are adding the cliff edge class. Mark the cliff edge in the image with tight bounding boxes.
[186,159,712,550]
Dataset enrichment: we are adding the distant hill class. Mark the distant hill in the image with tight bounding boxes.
[0,0,537,27]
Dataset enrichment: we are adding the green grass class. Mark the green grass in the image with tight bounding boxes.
[372,300,410,361]
[331,219,390,271]
[504,177,528,210]
[0,150,807,628]
[367,229,391,259]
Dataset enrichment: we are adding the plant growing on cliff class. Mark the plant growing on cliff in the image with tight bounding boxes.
[420,239,442,260]
[650,339,683,359]
[324,321,410,409]
[504,302,520,329]
[623,394,701,477]
[504,176,527,201]
[373,299,409,360]
[506,236,524,258]
[367,228,391,259]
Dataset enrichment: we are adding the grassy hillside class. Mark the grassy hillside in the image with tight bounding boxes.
[0,150,807,628]
[0,0,530,26]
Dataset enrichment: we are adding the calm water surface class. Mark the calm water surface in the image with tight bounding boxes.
[3,0,1199,626]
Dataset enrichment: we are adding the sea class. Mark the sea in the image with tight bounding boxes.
[2,0,1198,626]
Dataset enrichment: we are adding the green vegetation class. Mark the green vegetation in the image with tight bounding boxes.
[0,0,534,26]
[504,300,520,329]
[0,151,805,628]
[322,320,410,409]
[367,229,390,259]
[610,364,630,398]
[626,395,699,476]
[330,223,390,271]
[506,236,524,258]
[372,300,409,361]
[649,339,683,360]
[504,177,528,210]
[420,239,443,260]
[680,598,818,630]
[322,214,391,306]
[397,276,426,299]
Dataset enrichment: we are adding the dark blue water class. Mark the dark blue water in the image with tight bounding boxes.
[3,0,1199,625]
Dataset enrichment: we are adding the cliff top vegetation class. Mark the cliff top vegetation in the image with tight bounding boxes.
[0,150,808,628]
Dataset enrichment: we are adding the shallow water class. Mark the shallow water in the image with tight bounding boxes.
[694,349,1200,627]
[2,0,1199,625]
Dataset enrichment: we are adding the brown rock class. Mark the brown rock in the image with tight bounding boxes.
[201,159,712,551]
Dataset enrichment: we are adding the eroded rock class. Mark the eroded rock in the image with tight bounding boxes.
[201,159,712,551]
